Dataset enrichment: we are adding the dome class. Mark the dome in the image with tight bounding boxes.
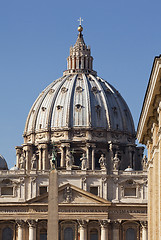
[10,165,19,171]
[0,154,8,170]
[124,166,134,172]
[24,74,135,134]
[23,25,135,145]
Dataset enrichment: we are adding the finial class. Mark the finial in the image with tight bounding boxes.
[77,17,83,32]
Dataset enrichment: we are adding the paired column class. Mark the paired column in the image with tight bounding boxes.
[42,144,47,171]
[28,220,37,240]
[92,145,96,170]
[112,221,120,240]
[78,220,87,240]
[86,144,90,169]
[17,220,24,240]
[100,220,109,240]
[38,146,42,170]
[60,145,65,167]
[141,221,148,240]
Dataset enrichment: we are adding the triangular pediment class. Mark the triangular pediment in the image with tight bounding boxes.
[27,183,111,206]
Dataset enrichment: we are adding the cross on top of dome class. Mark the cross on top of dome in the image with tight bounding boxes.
[78,17,83,25]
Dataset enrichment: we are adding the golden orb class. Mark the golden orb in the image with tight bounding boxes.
[78,25,83,32]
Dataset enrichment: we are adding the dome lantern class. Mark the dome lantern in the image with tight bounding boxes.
[65,21,97,76]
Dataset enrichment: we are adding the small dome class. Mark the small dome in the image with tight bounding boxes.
[124,166,134,172]
[0,154,8,170]
[10,165,19,171]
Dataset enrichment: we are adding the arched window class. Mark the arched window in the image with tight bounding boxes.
[90,228,98,240]
[2,227,13,240]
[64,227,74,240]
[126,228,136,240]
[40,228,47,240]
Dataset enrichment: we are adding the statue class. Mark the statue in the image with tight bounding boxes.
[142,155,148,170]
[66,150,74,170]
[112,153,120,171]
[31,154,37,170]
[80,153,87,170]
[99,154,106,169]
[19,153,26,169]
[49,143,57,169]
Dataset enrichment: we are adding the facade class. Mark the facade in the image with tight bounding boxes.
[137,55,161,240]
[0,24,148,240]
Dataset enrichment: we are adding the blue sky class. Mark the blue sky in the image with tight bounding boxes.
[0,0,161,168]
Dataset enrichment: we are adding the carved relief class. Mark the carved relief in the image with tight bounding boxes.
[76,86,83,93]
[73,130,86,137]
[36,133,46,139]
[64,187,73,203]
[49,89,55,94]
[52,132,64,138]
[112,133,121,140]
[92,131,105,137]
[61,87,68,93]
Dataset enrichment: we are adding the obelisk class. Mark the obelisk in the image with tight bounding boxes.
[47,168,58,240]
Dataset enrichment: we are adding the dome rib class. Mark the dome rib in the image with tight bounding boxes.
[65,74,77,128]
[93,76,111,129]
[48,76,69,129]
[83,74,92,127]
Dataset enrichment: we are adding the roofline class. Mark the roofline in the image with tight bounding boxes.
[137,54,161,142]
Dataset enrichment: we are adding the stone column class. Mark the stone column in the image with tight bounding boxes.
[38,146,42,170]
[112,221,120,240]
[86,144,90,169]
[92,145,96,171]
[28,220,36,240]
[76,57,79,69]
[16,220,24,240]
[141,221,148,240]
[100,220,109,240]
[78,220,87,240]
[81,56,84,69]
[23,145,32,170]
[60,145,65,167]
[15,147,22,168]
[42,144,47,171]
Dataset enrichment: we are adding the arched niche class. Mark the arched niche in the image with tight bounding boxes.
[2,227,13,240]
[122,221,139,240]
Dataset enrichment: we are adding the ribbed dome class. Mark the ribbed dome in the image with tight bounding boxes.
[24,74,135,135]
[0,154,8,170]
[24,25,135,143]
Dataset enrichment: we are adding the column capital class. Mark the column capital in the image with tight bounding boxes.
[112,220,121,229]
[99,220,110,228]
[77,220,88,228]
[62,143,70,148]
[91,144,96,149]
[16,220,25,228]
[140,221,148,228]
[27,219,37,228]
[38,143,47,149]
